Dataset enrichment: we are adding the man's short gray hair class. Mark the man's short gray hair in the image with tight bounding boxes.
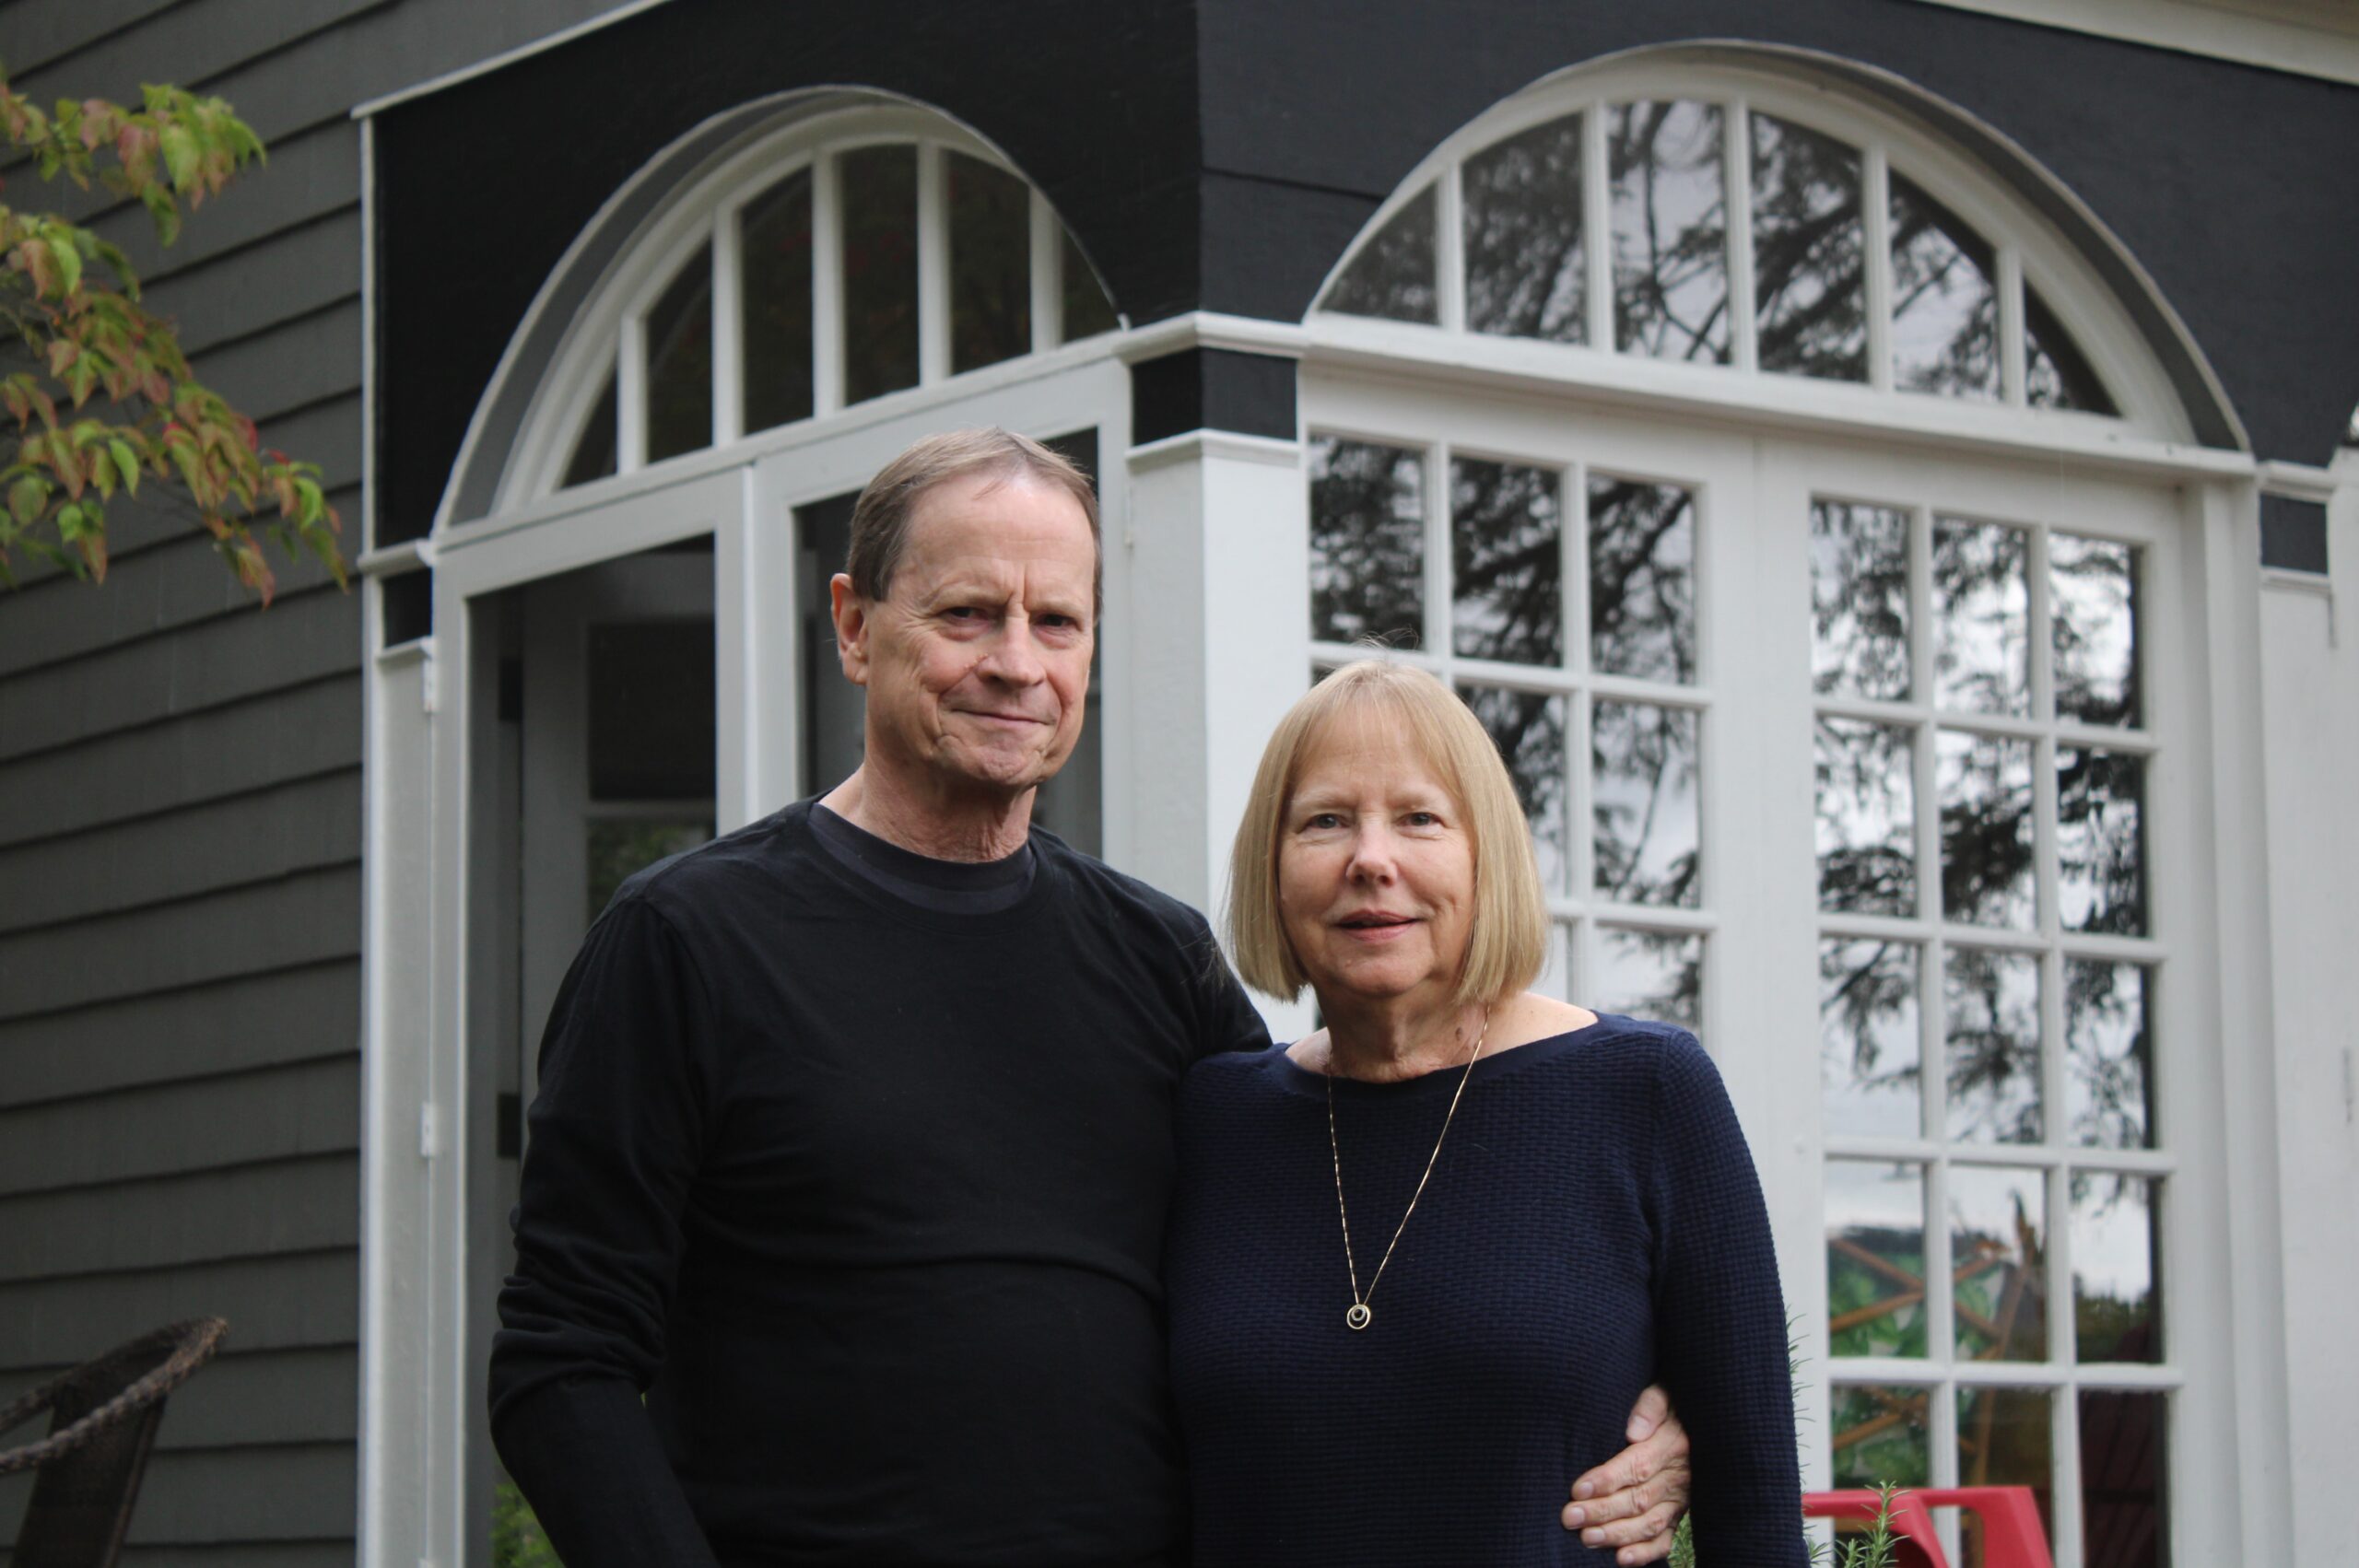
[846,427,1101,613]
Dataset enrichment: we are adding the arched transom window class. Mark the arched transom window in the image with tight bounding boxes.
[520,105,1119,502]
[1318,67,2151,422]
[1300,54,2212,1567]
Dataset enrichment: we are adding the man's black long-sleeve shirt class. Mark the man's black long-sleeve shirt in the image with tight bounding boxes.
[489,802,1270,1567]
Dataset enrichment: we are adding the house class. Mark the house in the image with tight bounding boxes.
[2,2,2354,1563]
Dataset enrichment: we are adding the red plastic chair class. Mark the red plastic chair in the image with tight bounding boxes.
[1804,1486,2053,1568]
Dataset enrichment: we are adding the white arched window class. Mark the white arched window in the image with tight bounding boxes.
[499,103,1119,506]
[364,97,1142,1568]
[1294,52,2236,1567]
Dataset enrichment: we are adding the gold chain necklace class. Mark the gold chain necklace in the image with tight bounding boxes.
[1324,1006,1490,1332]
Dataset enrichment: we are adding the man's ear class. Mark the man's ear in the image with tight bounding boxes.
[828,573,872,686]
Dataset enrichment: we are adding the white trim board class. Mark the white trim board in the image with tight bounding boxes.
[1903,0,2359,87]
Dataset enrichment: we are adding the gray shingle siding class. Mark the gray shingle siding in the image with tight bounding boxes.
[0,1,634,1561]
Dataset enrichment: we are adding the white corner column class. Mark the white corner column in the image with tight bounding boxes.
[1122,383,1316,1042]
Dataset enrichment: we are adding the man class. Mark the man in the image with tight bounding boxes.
[490,428,1690,1565]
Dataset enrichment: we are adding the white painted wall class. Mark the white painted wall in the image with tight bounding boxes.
[2258,463,2359,1564]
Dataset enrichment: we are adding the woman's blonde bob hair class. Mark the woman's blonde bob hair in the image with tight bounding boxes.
[1226,660,1549,1007]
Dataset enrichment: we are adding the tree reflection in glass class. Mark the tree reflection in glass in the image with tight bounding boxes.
[1939,730,2036,929]
[1592,700,1699,907]
[2026,286,2118,415]
[1817,717,1916,917]
[1589,477,1696,683]
[1945,946,2042,1144]
[1309,438,1424,646]
[2071,1172,2160,1363]
[1950,1164,2048,1359]
[1592,926,1702,1029]
[1934,516,2030,716]
[1324,185,1439,324]
[2051,533,2141,727]
[1452,459,1563,664]
[1956,1387,2055,1551]
[1463,113,1585,344]
[1822,938,1921,1139]
[2058,749,2145,935]
[1750,113,1866,382]
[1460,685,1568,892]
[2065,959,2152,1151]
[1891,173,2000,400]
[1825,1160,1927,1358]
[1813,499,1910,699]
[1609,100,1730,364]
[1833,1384,1931,1493]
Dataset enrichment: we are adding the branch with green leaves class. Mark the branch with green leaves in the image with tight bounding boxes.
[0,63,343,603]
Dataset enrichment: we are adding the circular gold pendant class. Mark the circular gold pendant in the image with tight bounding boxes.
[1345,1303,1372,1331]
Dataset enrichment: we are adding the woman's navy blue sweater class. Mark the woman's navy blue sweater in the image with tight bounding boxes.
[1167,1017,1809,1566]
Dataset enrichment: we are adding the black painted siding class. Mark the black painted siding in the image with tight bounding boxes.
[0,4,633,1562]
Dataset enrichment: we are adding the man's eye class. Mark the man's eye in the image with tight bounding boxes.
[945,606,983,620]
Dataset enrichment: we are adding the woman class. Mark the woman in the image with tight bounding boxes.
[1167,661,1806,1565]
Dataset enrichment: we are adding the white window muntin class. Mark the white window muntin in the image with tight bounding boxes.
[1308,58,2190,445]
[1304,369,1753,1038]
[499,103,1118,510]
[1773,439,2197,1568]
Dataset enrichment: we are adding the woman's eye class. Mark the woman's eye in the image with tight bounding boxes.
[1303,813,1344,831]
[1403,810,1440,827]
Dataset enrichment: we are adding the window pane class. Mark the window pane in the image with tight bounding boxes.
[643,241,714,463]
[840,144,919,404]
[2051,532,2142,727]
[948,152,1031,375]
[588,819,713,924]
[1938,730,2036,930]
[1933,517,2030,715]
[1826,1160,1928,1359]
[1591,700,1699,907]
[1461,685,1568,893]
[740,169,814,435]
[1591,927,1701,1029]
[1323,184,1439,323]
[1610,100,1730,363]
[1060,228,1120,342]
[1452,458,1563,664]
[2072,1172,2160,1363]
[1750,112,1866,381]
[1309,437,1424,646]
[1832,1385,1932,1491]
[2065,959,2153,1150]
[2026,285,2118,415]
[2080,1389,2167,1568]
[1890,173,2000,399]
[587,620,717,802]
[1811,498,1910,700]
[1950,1164,2048,1361]
[1822,939,1922,1139]
[560,369,618,489]
[1588,476,1696,682]
[1945,946,2043,1144]
[1462,113,1585,344]
[1816,717,1916,917]
[1955,1387,2055,1562]
[2058,749,2146,935]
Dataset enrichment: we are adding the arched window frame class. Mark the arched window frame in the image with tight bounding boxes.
[496,102,1121,513]
[1308,57,2199,450]
[1290,53,2254,1568]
